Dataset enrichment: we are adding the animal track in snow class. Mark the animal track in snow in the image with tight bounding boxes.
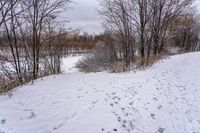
[1,119,6,125]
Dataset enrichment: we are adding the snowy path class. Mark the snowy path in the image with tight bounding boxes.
[0,53,200,133]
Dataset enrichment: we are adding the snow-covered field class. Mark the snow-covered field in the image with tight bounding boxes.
[0,52,200,133]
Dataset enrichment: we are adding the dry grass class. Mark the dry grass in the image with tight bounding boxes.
[0,79,21,94]
[107,61,127,73]
[136,54,168,68]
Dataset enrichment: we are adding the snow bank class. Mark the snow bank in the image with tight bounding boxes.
[0,52,200,133]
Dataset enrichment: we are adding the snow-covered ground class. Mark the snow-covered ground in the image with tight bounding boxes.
[0,52,200,133]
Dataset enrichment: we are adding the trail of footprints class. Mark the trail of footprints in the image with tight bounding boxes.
[102,89,138,133]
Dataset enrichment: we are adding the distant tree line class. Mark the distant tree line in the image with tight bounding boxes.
[64,32,101,54]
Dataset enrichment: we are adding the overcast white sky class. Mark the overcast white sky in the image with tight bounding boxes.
[62,0,103,34]
[61,0,200,34]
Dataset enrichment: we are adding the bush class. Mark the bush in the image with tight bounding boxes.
[76,41,112,72]
[107,61,127,73]
[136,54,168,68]
[76,39,168,73]
[76,55,108,72]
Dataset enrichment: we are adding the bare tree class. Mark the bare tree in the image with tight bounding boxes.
[0,0,71,92]
[20,0,70,79]
[99,0,136,67]
[170,11,200,52]
[149,0,192,55]
[99,0,194,67]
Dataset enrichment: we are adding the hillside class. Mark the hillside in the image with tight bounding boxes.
[0,52,200,133]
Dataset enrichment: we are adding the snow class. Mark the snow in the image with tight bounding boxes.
[1,52,200,133]
[61,55,82,73]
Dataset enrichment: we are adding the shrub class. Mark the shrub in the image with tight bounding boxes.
[107,61,127,73]
[136,54,168,68]
[76,41,112,72]
[76,55,108,72]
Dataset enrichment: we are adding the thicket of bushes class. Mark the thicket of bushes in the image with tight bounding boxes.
[76,41,166,73]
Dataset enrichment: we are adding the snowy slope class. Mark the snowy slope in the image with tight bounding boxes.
[0,52,200,133]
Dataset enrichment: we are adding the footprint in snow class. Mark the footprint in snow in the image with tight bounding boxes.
[104,98,108,102]
[101,128,118,132]
[114,101,119,105]
[70,112,77,118]
[112,92,116,95]
[77,96,84,99]
[153,97,158,101]
[121,107,125,111]
[92,100,98,105]
[185,110,191,115]
[157,105,163,110]
[157,127,165,133]
[117,116,121,122]
[110,103,114,107]
[112,96,118,100]
[150,113,156,119]
[113,128,118,132]
[1,119,6,125]
[53,123,63,130]
[28,112,36,119]
[101,128,105,131]
[187,117,193,123]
